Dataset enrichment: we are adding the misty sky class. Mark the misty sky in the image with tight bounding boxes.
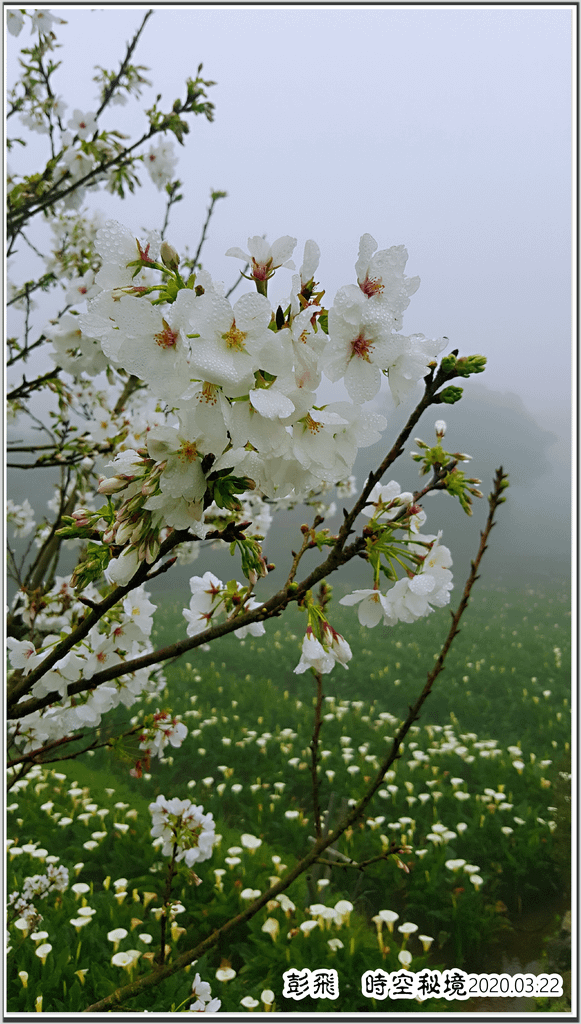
[6,2,573,465]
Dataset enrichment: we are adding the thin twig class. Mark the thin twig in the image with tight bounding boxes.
[157,841,178,966]
[94,10,154,120]
[191,190,227,269]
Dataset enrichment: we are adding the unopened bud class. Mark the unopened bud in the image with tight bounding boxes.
[72,509,92,526]
[98,476,128,495]
[115,519,135,545]
[160,241,180,272]
[434,420,446,438]
[437,386,463,405]
[145,538,160,563]
[141,476,159,496]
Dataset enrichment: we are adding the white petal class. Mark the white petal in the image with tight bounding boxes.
[225,246,249,261]
[249,389,295,419]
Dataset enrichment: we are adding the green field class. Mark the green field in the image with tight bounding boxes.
[7,580,571,1013]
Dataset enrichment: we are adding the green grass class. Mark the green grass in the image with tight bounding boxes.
[6,579,571,1013]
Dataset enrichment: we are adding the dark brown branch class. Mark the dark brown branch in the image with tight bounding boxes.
[7,721,144,772]
[7,368,61,401]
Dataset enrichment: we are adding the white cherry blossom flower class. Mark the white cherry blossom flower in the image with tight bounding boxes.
[299,239,321,287]
[7,500,36,538]
[355,233,420,326]
[93,290,192,403]
[176,382,231,454]
[325,403,387,473]
[226,235,297,282]
[321,624,352,668]
[149,796,216,865]
[362,480,414,520]
[30,10,63,35]
[145,139,178,190]
[291,408,348,477]
[339,589,395,628]
[183,572,224,636]
[104,547,140,587]
[7,10,25,35]
[60,144,94,183]
[326,284,403,404]
[6,638,40,675]
[387,333,448,406]
[122,588,156,637]
[187,290,274,396]
[67,109,97,140]
[92,220,160,289]
[294,628,335,675]
[189,972,221,1012]
[146,424,207,504]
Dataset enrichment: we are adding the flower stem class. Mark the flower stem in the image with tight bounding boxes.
[309,671,325,840]
[157,840,178,966]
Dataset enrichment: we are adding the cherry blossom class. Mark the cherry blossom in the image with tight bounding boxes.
[6,638,40,675]
[7,11,25,36]
[339,589,395,628]
[362,480,414,521]
[149,796,216,865]
[226,235,297,283]
[29,10,63,35]
[145,139,178,190]
[326,284,403,404]
[187,290,274,398]
[183,572,224,636]
[355,233,420,327]
[67,109,97,140]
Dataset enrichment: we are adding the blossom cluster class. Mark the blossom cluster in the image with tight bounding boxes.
[340,529,454,628]
[7,12,181,226]
[149,795,217,866]
[8,214,459,758]
[294,624,353,675]
[183,571,266,640]
[189,973,221,1013]
[72,225,445,574]
[7,585,164,754]
[9,862,70,932]
[133,710,188,776]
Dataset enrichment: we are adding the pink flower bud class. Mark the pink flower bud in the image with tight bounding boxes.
[98,476,127,495]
